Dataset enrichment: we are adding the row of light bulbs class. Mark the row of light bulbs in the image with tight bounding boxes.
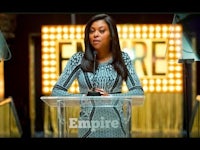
[41,24,183,94]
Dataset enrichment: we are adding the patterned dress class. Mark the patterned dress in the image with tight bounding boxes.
[51,51,144,138]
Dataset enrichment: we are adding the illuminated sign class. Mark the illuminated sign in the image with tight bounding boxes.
[41,24,183,94]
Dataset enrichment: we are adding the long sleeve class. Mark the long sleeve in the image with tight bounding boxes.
[51,51,144,97]
[51,52,84,96]
[110,52,144,96]
[122,52,144,95]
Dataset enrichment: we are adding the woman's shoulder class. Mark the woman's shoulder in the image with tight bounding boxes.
[121,51,132,61]
[122,51,128,56]
[72,51,84,57]
[69,51,84,63]
[70,51,84,59]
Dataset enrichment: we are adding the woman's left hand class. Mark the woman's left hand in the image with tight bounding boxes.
[94,88,109,96]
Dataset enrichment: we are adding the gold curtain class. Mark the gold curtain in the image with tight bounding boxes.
[0,97,22,137]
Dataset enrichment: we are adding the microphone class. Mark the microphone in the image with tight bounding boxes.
[87,51,101,96]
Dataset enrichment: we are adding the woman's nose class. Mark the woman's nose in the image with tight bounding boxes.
[94,31,99,37]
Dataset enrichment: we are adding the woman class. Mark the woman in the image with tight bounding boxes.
[51,14,144,138]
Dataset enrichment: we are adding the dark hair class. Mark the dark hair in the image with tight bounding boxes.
[81,13,128,80]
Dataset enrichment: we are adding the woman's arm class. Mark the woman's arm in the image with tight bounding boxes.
[124,52,144,96]
[51,52,84,96]
[111,52,144,96]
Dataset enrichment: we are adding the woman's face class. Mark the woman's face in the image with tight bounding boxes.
[89,20,111,53]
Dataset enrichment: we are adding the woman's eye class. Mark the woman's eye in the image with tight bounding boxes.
[99,30,105,33]
[89,30,94,33]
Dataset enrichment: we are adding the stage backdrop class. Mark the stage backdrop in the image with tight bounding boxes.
[28,24,199,137]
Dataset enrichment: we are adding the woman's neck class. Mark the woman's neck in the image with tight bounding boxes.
[96,52,112,63]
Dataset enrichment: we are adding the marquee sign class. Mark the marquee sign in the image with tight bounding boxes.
[41,24,183,94]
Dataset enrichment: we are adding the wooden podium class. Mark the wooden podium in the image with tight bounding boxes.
[40,95,145,138]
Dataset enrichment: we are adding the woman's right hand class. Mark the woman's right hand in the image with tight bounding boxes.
[94,88,109,96]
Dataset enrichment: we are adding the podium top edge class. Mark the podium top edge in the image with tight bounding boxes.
[40,95,145,106]
[40,95,145,100]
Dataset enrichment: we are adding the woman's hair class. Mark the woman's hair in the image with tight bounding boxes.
[81,13,128,80]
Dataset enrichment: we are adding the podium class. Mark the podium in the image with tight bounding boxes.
[40,95,145,138]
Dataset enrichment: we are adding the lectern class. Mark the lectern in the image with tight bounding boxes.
[40,95,145,138]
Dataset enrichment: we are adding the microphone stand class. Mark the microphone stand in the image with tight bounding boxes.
[87,51,101,96]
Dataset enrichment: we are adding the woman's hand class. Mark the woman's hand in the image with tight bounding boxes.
[94,88,109,96]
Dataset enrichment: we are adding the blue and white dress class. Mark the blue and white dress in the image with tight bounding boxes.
[51,51,144,138]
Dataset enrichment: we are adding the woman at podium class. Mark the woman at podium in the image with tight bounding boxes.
[51,14,144,138]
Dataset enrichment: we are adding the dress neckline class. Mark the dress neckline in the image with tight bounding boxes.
[98,57,113,65]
